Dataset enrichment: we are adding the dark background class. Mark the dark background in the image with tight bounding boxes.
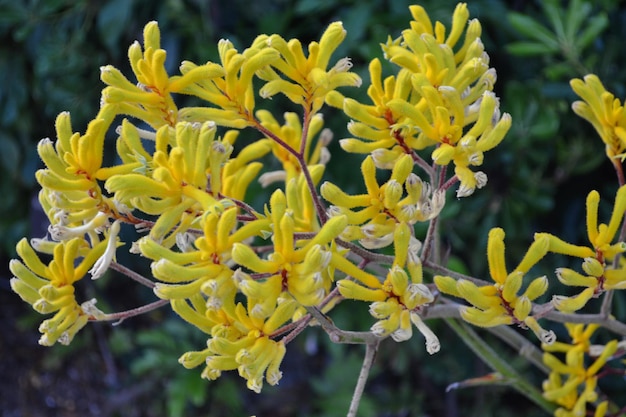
[1,0,625,416]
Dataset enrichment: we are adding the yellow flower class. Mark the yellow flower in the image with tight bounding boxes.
[179,297,297,393]
[105,121,234,246]
[542,323,618,417]
[537,185,626,311]
[330,3,509,197]
[322,155,444,247]
[257,21,361,114]
[435,227,554,343]
[140,206,270,308]
[10,237,108,345]
[256,110,331,187]
[178,37,280,128]
[101,21,226,129]
[36,110,119,229]
[232,189,346,307]
[337,223,439,353]
[571,74,626,160]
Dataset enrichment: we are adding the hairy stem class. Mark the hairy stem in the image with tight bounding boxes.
[110,262,155,288]
[94,299,169,324]
[306,306,382,344]
[347,340,380,417]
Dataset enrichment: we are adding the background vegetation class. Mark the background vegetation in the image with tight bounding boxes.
[1,0,625,416]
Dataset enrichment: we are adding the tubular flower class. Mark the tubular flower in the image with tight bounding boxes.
[232,190,347,308]
[101,21,225,129]
[37,110,119,229]
[139,206,270,307]
[541,323,617,417]
[570,74,626,160]
[335,2,509,197]
[337,223,439,353]
[257,21,362,114]
[329,59,427,160]
[256,110,331,186]
[285,172,323,233]
[105,121,235,246]
[178,37,280,128]
[178,296,298,393]
[321,155,444,248]
[9,237,108,346]
[537,186,626,312]
[435,227,555,343]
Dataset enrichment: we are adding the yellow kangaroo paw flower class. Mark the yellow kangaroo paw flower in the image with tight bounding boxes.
[434,275,462,297]
[456,280,500,310]
[536,232,595,258]
[552,287,596,312]
[581,257,605,278]
[10,278,41,304]
[9,258,47,289]
[337,279,387,302]
[555,268,597,287]
[487,227,507,284]
[501,271,523,303]
[512,296,531,321]
[522,276,549,301]
[604,268,626,289]
[460,306,511,327]
[171,299,215,333]
[330,252,382,288]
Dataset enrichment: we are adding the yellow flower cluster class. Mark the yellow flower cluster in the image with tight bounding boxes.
[327,3,510,197]
[537,186,626,312]
[542,323,614,417]
[11,2,519,396]
[335,223,440,353]
[322,154,445,249]
[10,237,108,345]
[571,74,626,161]
[435,227,555,343]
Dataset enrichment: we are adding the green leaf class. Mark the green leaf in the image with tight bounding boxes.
[508,12,560,50]
[541,1,567,41]
[506,41,559,57]
[565,0,591,40]
[576,13,609,50]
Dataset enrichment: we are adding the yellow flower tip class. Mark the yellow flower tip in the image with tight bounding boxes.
[523,275,549,301]
[179,350,211,369]
[552,287,596,313]
[524,316,556,345]
[337,279,386,302]
[581,257,604,277]
[432,144,456,165]
[316,21,347,70]
[369,300,399,319]
[434,275,461,297]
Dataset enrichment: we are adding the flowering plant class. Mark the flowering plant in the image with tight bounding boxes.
[10,3,626,416]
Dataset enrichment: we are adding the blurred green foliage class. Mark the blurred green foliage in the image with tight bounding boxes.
[3,0,626,416]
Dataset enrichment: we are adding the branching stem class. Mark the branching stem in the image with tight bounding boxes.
[110,262,155,288]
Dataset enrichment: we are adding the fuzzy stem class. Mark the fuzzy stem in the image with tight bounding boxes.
[110,262,155,288]
[93,299,169,324]
[347,340,380,417]
[306,306,383,344]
